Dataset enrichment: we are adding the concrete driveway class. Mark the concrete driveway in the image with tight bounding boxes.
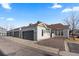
[0,36,79,56]
[37,37,65,51]
[0,36,45,56]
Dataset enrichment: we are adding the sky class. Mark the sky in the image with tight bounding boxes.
[0,3,79,29]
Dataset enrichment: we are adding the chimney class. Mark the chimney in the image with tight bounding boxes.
[29,23,32,26]
[37,21,42,24]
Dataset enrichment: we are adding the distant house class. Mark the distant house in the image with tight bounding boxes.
[0,27,7,36]
[7,21,69,41]
[70,29,79,38]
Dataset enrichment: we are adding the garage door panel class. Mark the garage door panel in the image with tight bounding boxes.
[14,31,19,37]
[7,32,12,36]
[22,31,34,40]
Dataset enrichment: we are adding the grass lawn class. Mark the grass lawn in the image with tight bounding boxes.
[65,38,79,42]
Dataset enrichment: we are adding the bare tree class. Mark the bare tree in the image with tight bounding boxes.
[64,13,79,40]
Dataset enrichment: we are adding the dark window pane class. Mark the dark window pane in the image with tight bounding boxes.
[42,30,44,36]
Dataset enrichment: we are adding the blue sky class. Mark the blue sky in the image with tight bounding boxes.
[0,3,79,29]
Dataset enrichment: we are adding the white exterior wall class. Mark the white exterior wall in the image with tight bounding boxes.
[52,33,56,37]
[37,26,50,41]
[51,29,69,38]
[0,28,7,36]
[63,29,69,38]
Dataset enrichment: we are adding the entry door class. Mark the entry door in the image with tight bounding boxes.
[22,30,34,40]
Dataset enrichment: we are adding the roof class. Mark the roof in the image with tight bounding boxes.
[8,22,69,31]
[21,21,46,29]
[48,23,69,30]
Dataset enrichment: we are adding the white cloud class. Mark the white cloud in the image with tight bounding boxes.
[62,8,72,13]
[51,3,62,9]
[62,6,79,13]
[6,18,14,21]
[0,3,11,10]
[73,6,79,11]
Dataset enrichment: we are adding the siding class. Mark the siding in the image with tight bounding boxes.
[37,26,51,41]
[0,27,6,36]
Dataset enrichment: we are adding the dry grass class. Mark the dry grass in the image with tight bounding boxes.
[65,38,79,42]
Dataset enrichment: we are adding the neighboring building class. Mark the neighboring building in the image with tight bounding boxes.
[70,29,79,37]
[48,23,69,38]
[75,29,79,34]
[0,27,7,36]
[75,29,79,37]
[7,21,69,41]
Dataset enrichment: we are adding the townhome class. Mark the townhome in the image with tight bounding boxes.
[7,21,51,41]
[7,21,69,41]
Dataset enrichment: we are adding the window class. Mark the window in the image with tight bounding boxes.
[58,30,60,36]
[55,30,57,35]
[61,30,63,36]
[52,30,54,33]
[42,30,44,36]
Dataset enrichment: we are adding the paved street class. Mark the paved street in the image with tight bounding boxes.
[0,36,46,56]
[68,42,79,53]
